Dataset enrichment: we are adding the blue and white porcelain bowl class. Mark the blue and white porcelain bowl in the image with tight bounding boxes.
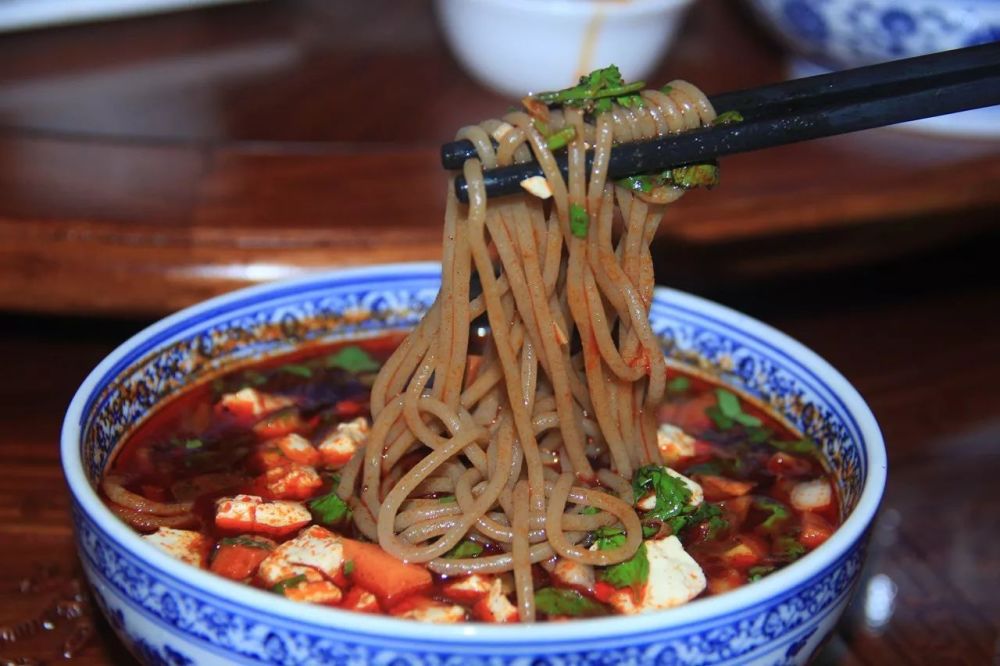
[62,263,886,666]
[744,0,1000,136]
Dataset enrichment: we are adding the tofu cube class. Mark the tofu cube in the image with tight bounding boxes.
[790,479,833,512]
[318,417,369,468]
[217,387,293,420]
[473,578,518,623]
[283,580,343,605]
[142,527,209,568]
[264,464,323,500]
[442,573,494,602]
[275,433,320,466]
[550,558,595,594]
[393,597,467,624]
[607,536,706,615]
[657,423,696,463]
[258,525,345,588]
[215,494,311,537]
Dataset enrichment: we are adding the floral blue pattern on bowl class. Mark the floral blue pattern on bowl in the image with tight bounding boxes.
[62,263,886,666]
[745,0,1000,136]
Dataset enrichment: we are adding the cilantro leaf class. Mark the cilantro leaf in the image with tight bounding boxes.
[570,203,589,239]
[592,526,627,551]
[748,565,775,582]
[281,363,313,378]
[534,588,608,618]
[769,438,819,456]
[632,465,692,523]
[309,491,352,525]
[184,438,203,450]
[666,376,691,394]
[326,346,380,374]
[600,542,649,593]
[271,574,307,594]
[775,536,806,562]
[532,65,646,115]
[713,110,744,125]
[343,560,355,576]
[580,505,601,516]
[708,389,762,430]
[445,540,484,559]
[754,497,790,531]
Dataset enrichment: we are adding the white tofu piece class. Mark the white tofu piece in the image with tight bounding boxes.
[265,464,323,499]
[551,558,595,593]
[215,494,311,535]
[397,601,467,624]
[657,423,696,463]
[442,573,493,601]
[520,175,553,199]
[142,527,208,568]
[284,580,343,605]
[636,468,703,511]
[476,578,518,623]
[318,417,369,468]
[276,433,319,460]
[790,478,832,512]
[218,387,293,418]
[608,536,706,615]
[272,525,345,578]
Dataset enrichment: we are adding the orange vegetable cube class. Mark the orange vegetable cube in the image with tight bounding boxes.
[210,538,274,581]
[696,475,756,501]
[340,538,432,605]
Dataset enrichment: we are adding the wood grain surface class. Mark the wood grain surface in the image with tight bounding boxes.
[0,0,997,315]
[0,0,997,664]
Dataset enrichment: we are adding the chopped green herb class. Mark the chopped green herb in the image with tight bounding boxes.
[709,388,762,429]
[617,174,654,193]
[669,164,720,190]
[641,523,660,539]
[281,363,313,378]
[546,126,577,150]
[326,346,380,374]
[660,84,673,94]
[343,560,355,576]
[569,203,589,239]
[532,65,645,115]
[184,438,203,450]
[632,465,692,524]
[580,505,601,516]
[445,540,484,559]
[532,118,550,136]
[713,110,744,125]
[748,565,775,582]
[747,426,774,444]
[219,535,274,550]
[592,526,627,551]
[775,536,806,562]
[534,587,608,618]
[271,574,307,594]
[670,501,727,537]
[769,438,819,456]
[666,376,691,394]
[755,497,791,531]
[309,491,352,525]
[600,542,649,593]
[438,495,457,504]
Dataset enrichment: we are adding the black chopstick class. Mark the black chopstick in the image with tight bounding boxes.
[444,43,1000,203]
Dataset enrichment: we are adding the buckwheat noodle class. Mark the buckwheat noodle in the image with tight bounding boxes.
[337,81,715,621]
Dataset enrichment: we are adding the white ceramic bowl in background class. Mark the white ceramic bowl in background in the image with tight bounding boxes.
[62,263,886,665]
[435,0,696,97]
[744,0,1000,137]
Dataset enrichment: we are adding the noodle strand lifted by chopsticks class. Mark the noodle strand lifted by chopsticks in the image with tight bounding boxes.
[343,78,716,621]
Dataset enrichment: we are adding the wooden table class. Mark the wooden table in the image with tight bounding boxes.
[0,1,997,664]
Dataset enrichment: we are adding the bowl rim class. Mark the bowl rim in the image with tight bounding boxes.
[436,0,695,18]
[61,261,886,646]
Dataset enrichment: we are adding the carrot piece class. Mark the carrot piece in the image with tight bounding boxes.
[799,512,834,549]
[210,543,271,580]
[339,538,432,604]
[696,474,756,501]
